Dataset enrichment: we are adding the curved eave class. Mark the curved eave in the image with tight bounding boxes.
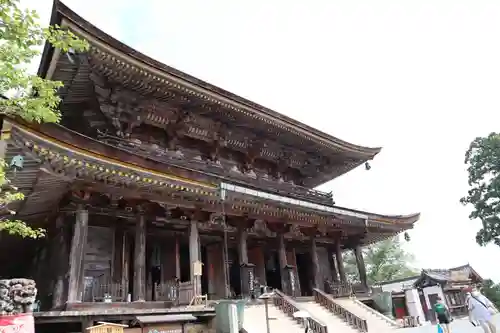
[334,205,420,226]
[39,0,381,161]
[4,118,218,194]
[368,212,420,225]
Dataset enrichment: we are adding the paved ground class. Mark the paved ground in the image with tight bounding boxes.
[406,314,500,333]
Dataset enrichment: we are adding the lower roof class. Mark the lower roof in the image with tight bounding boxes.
[2,117,419,245]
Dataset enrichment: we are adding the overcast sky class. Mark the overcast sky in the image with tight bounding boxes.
[20,0,500,282]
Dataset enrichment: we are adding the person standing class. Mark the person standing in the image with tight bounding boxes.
[466,288,497,333]
[433,296,452,333]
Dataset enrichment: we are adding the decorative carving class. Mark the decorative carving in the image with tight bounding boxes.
[86,71,347,200]
[207,122,227,162]
[241,139,262,173]
[164,109,191,150]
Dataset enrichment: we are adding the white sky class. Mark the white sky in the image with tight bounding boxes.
[20,0,500,282]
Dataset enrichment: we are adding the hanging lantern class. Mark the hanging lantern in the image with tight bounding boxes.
[404,232,411,242]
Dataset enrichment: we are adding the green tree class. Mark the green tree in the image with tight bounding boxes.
[344,237,418,284]
[460,133,500,246]
[481,279,500,309]
[0,0,88,238]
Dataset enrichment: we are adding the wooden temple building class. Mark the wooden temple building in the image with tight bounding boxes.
[0,1,419,331]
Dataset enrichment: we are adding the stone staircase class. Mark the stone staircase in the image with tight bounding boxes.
[300,300,359,333]
[243,303,304,333]
[333,297,398,332]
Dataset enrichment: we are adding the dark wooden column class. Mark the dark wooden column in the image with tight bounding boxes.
[189,220,201,296]
[67,205,88,302]
[52,214,69,309]
[175,236,181,279]
[133,214,146,301]
[237,224,255,298]
[277,232,290,294]
[327,247,339,283]
[335,241,347,283]
[238,226,248,264]
[310,237,321,289]
[112,225,124,281]
[354,244,368,289]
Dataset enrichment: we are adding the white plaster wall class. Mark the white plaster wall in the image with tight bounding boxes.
[405,288,425,321]
[423,285,445,309]
[381,278,418,293]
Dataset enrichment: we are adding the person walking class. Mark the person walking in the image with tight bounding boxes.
[433,296,452,333]
[466,288,497,333]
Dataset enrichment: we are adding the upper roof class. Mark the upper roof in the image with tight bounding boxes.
[38,0,381,187]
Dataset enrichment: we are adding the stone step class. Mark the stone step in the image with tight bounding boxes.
[300,301,359,333]
[243,304,303,333]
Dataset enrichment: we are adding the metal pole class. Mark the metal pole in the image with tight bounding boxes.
[264,298,270,333]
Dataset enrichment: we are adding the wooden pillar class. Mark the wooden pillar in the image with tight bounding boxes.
[222,234,230,298]
[278,232,289,294]
[310,237,321,289]
[175,236,181,279]
[133,215,146,301]
[122,231,130,300]
[52,215,69,309]
[354,244,368,289]
[238,227,248,264]
[67,206,88,302]
[112,226,124,281]
[335,242,347,283]
[328,247,339,283]
[249,246,267,288]
[189,220,201,296]
[238,226,254,298]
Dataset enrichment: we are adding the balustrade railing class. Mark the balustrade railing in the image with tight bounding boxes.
[273,289,328,333]
[327,281,373,298]
[146,280,179,302]
[313,288,368,332]
[178,281,195,305]
[402,316,420,328]
[83,276,128,302]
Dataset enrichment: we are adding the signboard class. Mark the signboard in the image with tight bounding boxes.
[289,270,296,293]
[0,314,34,333]
[248,269,255,292]
[450,270,469,282]
[193,261,203,276]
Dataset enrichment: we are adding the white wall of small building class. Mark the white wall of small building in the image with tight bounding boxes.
[380,278,418,293]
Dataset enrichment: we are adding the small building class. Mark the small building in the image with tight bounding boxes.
[86,322,128,333]
[378,264,484,323]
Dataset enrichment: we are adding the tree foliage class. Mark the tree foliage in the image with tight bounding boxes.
[460,133,500,246]
[481,279,500,309]
[344,237,418,284]
[0,0,88,238]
